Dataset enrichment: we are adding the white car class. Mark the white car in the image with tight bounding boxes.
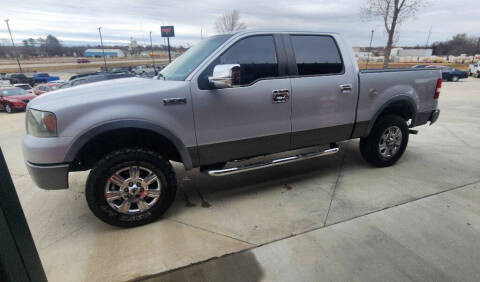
[132,65,155,75]
[468,61,480,77]
[0,79,11,87]
[13,83,35,94]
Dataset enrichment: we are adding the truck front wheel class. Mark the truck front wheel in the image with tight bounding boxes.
[86,148,177,227]
[360,115,409,167]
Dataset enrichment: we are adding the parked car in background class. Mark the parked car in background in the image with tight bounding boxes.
[69,72,101,81]
[77,58,90,64]
[132,65,147,74]
[411,64,430,69]
[23,31,442,227]
[132,65,156,75]
[34,73,60,84]
[0,79,11,87]
[0,87,36,113]
[13,83,35,94]
[110,67,133,74]
[69,72,134,87]
[433,66,468,82]
[5,73,34,86]
[468,61,480,77]
[33,82,64,95]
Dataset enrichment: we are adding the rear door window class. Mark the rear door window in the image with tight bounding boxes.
[290,35,344,76]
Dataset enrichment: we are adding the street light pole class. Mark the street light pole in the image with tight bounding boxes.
[149,31,156,74]
[5,19,23,73]
[366,29,374,70]
[97,27,108,72]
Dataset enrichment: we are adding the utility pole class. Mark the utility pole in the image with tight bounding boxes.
[5,19,23,73]
[366,29,374,70]
[97,27,108,72]
[149,31,156,74]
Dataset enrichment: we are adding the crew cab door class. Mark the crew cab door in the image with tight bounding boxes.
[190,34,292,165]
[285,34,358,148]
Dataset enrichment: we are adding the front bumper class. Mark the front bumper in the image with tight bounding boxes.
[11,103,27,109]
[23,134,74,190]
[429,109,440,125]
[25,161,69,190]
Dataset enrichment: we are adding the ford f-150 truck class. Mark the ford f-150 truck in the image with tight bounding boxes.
[23,31,441,227]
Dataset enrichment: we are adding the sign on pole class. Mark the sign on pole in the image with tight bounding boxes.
[161,26,175,63]
[161,26,175,37]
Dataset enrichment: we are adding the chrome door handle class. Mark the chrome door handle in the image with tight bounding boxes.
[339,84,352,94]
[272,89,290,103]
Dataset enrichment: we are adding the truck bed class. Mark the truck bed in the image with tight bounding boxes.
[355,67,442,136]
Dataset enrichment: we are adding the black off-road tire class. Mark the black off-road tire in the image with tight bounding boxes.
[360,115,409,167]
[86,147,177,227]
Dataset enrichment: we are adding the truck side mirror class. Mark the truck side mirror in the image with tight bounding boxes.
[208,64,240,89]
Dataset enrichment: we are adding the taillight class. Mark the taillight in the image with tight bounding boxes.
[434,78,442,99]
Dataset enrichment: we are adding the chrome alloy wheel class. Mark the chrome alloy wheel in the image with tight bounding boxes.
[378,126,403,158]
[104,166,161,214]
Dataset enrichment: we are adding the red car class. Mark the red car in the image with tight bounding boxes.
[0,87,37,113]
[77,58,90,64]
[33,82,63,95]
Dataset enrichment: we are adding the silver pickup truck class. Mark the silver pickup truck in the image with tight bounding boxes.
[23,31,441,227]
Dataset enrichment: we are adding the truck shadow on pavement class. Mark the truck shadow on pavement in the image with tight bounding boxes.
[174,140,364,204]
[137,251,264,282]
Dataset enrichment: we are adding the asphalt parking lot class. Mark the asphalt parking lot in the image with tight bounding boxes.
[1,77,479,281]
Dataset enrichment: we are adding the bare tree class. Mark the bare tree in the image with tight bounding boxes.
[363,0,425,68]
[215,10,247,34]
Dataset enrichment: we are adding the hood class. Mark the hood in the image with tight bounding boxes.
[4,93,37,101]
[28,77,188,112]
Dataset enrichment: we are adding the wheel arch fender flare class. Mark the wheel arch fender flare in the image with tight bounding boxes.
[366,95,418,136]
[63,119,194,170]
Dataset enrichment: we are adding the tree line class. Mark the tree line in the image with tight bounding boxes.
[431,34,480,56]
[0,34,188,58]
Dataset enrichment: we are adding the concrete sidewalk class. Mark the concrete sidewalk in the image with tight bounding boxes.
[145,182,480,282]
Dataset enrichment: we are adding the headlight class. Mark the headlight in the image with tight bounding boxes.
[26,109,57,137]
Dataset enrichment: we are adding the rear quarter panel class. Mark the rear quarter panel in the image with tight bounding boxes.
[357,69,441,125]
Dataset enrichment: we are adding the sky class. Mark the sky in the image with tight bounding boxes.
[0,0,479,48]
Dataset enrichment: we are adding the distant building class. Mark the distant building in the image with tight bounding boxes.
[84,49,125,58]
[397,48,433,57]
[390,48,403,57]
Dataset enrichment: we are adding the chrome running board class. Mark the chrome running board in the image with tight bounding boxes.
[203,146,339,176]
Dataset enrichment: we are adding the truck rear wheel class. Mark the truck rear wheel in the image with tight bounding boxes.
[360,115,409,167]
[86,148,177,227]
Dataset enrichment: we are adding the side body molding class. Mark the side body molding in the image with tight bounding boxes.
[63,119,195,170]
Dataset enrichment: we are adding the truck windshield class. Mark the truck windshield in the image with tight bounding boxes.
[160,34,232,81]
